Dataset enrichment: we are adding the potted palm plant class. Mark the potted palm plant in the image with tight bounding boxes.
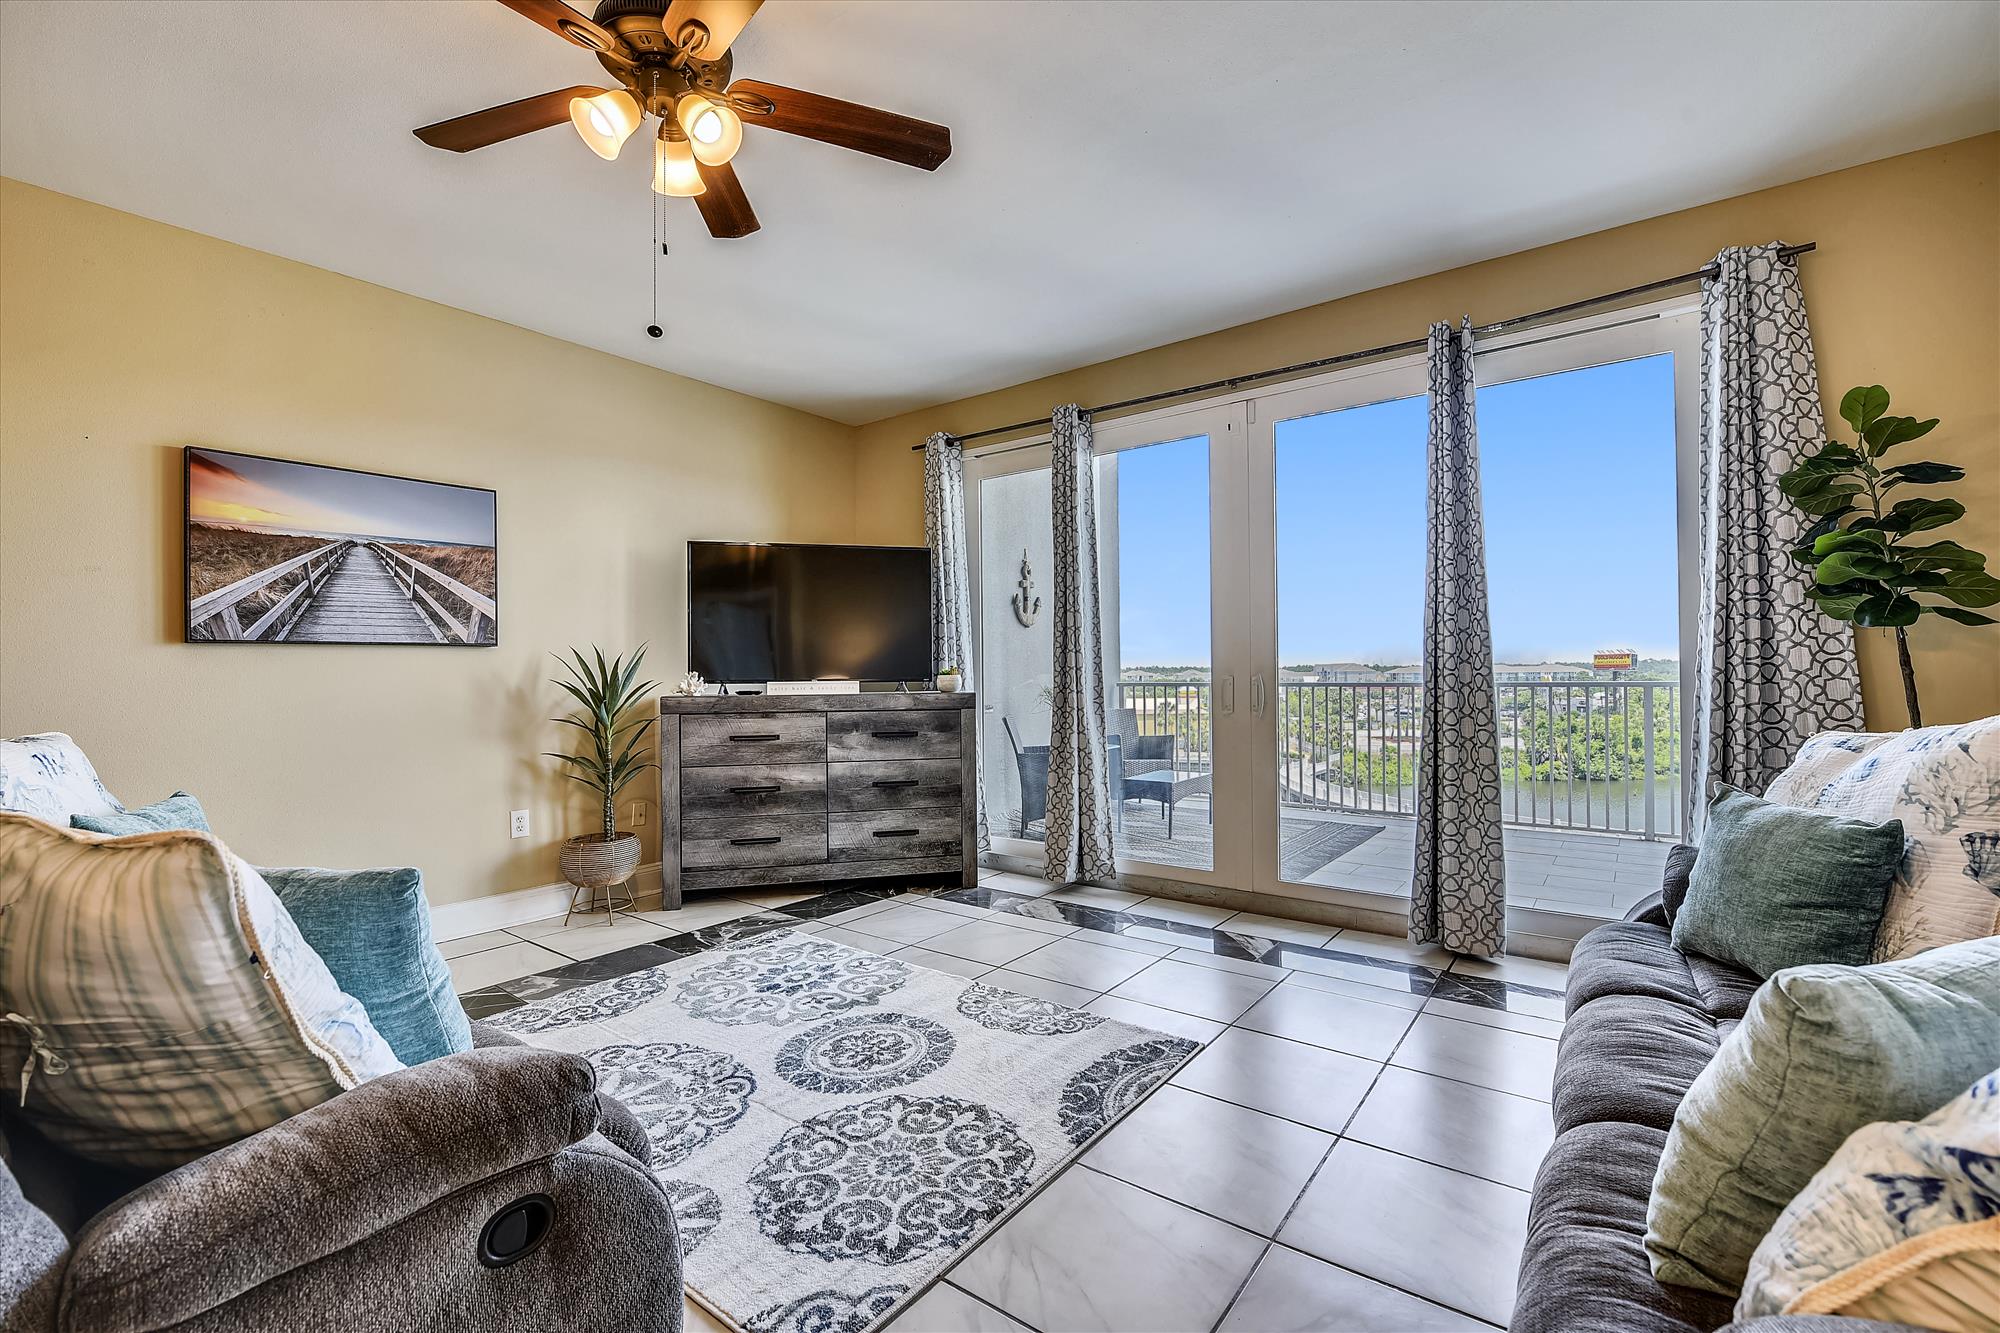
[547,645,657,920]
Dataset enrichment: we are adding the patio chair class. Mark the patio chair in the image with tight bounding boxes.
[1002,716,1049,839]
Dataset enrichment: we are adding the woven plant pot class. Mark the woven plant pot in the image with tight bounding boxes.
[560,832,641,890]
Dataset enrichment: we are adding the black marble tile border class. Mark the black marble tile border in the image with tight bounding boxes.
[457,878,1564,1021]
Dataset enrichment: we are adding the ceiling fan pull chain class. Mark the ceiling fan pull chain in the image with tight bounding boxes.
[646,189,664,339]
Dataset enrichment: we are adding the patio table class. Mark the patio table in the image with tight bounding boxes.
[1121,766,1213,839]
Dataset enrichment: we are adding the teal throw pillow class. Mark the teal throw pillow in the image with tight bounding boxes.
[259,866,472,1066]
[1645,933,2000,1296]
[70,791,211,835]
[1672,784,1902,977]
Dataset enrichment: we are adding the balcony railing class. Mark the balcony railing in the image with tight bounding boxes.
[1116,676,1683,840]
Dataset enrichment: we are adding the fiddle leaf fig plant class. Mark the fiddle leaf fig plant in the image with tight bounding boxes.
[1781,386,1997,728]
[546,644,658,842]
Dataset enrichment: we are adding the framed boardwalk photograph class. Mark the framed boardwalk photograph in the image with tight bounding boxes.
[185,447,497,645]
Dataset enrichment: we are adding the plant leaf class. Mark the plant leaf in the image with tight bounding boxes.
[1809,590,1869,620]
[1815,551,1902,586]
[1839,386,1890,432]
[1899,540,1985,572]
[1881,497,1965,534]
[1812,529,1889,556]
[1852,591,1921,627]
[1881,461,1964,488]
[1796,485,1865,515]
[1931,607,1999,626]
[1936,571,2000,608]
[1863,416,1939,454]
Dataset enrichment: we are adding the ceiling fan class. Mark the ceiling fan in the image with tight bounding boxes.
[414,0,952,239]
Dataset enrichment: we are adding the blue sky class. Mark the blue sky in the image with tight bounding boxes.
[1114,353,1681,666]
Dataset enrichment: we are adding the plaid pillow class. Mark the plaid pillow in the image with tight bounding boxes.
[0,814,402,1169]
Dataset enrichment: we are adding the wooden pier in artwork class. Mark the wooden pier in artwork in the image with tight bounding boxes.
[189,539,495,643]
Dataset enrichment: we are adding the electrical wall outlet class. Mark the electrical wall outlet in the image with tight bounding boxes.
[629,800,648,827]
[510,809,530,839]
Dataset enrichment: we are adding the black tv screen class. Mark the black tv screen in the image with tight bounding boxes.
[688,542,933,684]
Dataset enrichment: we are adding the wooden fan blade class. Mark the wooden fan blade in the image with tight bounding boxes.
[694,160,760,238]
[662,0,762,59]
[415,86,604,152]
[496,0,632,62]
[727,80,950,171]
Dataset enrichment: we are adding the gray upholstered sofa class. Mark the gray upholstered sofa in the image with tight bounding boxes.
[1512,851,1928,1333]
[1,1022,682,1333]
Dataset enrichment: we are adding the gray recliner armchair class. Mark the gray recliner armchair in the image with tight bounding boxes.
[1,1023,682,1333]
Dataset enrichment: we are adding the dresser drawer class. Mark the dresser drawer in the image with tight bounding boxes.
[681,713,826,766]
[826,709,960,762]
[682,814,828,869]
[829,807,963,862]
[826,758,963,813]
[681,763,826,819]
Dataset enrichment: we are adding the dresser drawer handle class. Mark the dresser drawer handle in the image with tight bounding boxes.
[871,730,920,740]
[871,778,919,789]
[872,828,921,838]
[730,733,782,742]
[729,784,782,795]
[729,836,783,846]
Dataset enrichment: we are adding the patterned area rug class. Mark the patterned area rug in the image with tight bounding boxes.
[489,927,1196,1333]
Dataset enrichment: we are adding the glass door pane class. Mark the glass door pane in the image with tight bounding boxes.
[975,464,1055,848]
[1265,381,1429,897]
[1101,432,1216,872]
[1479,352,1684,847]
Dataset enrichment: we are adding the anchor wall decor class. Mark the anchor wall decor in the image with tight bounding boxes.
[1012,549,1041,627]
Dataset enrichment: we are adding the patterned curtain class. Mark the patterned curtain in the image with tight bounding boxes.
[1691,244,1863,830]
[923,432,989,852]
[1045,404,1116,884]
[1410,319,1507,957]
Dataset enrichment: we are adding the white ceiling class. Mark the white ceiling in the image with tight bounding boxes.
[3,1,1996,425]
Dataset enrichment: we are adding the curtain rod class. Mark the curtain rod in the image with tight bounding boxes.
[913,242,1816,451]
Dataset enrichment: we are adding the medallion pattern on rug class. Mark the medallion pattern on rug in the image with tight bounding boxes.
[591,1042,757,1167]
[751,1093,1034,1264]
[747,1285,906,1333]
[502,926,1194,1333]
[777,1012,956,1093]
[1059,1037,1201,1145]
[676,935,912,1027]
[956,979,1107,1036]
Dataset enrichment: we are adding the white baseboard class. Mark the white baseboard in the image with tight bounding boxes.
[430,862,663,942]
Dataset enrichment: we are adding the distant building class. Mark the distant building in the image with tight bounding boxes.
[1494,663,1594,682]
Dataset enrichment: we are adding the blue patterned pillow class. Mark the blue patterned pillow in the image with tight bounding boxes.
[259,866,472,1066]
[71,791,211,836]
[1737,1068,2000,1322]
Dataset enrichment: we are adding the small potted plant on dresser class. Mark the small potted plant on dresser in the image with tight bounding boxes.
[935,662,963,693]
[547,645,657,923]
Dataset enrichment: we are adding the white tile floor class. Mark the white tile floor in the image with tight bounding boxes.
[448,880,1570,1332]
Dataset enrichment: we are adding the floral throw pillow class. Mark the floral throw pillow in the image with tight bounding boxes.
[1765,718,2000,960]
[1736,1069,1999,1327]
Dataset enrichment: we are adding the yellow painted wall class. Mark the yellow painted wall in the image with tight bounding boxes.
[0,179,857,907]
[852,134,2000,729]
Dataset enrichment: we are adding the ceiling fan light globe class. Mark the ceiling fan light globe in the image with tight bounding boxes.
[653,137,707,197]
[676,94,742,167]
[569,89,642,160]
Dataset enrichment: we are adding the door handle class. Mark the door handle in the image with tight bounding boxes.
[1219,675,1235,716]
[1251,674,1266,717]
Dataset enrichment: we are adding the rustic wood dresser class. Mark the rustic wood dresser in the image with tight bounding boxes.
[657,691,978,907]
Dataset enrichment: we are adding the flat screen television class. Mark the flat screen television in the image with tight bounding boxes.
[688,541,933,685]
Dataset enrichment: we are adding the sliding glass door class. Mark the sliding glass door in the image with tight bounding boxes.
[966,403,1249,887]
[964,300,1698,924]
